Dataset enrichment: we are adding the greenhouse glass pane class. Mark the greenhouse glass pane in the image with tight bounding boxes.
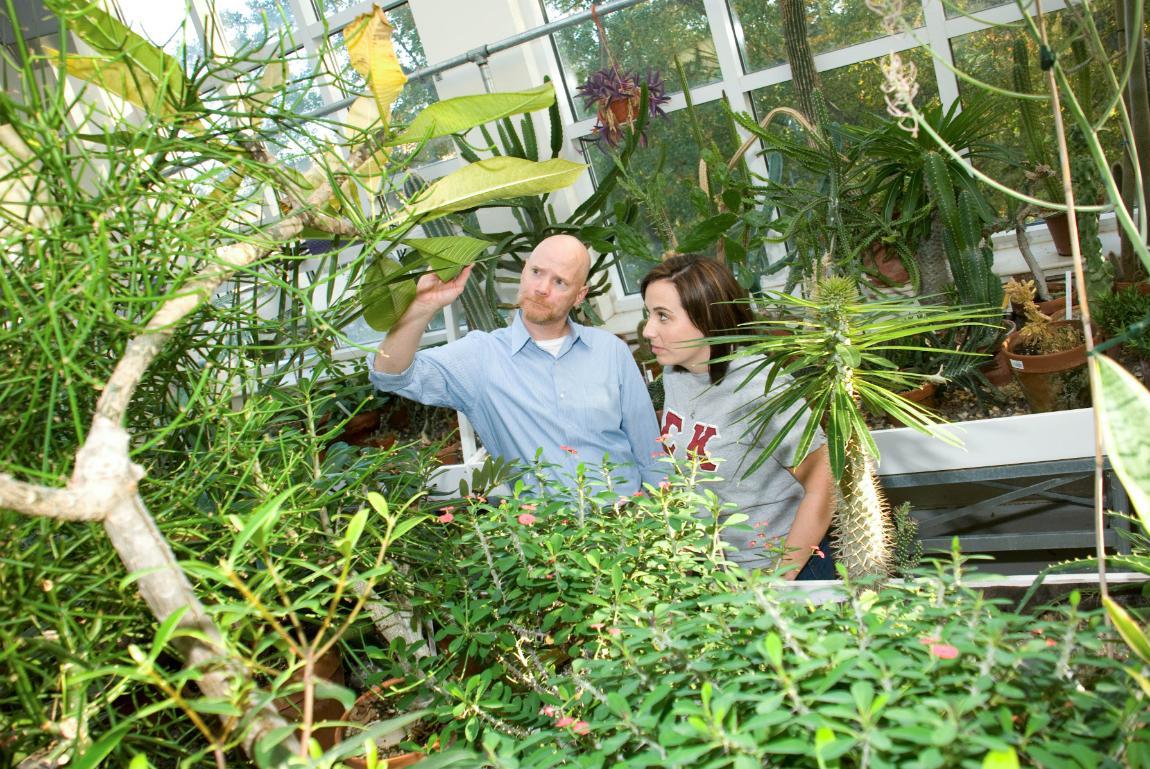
[729,0,921,74]
[949,6,1124,201]
[582,100,740,294]
[541,0,719,121]
[212,0,297,53]
[945,0,1012,20]
[749,45,938,130]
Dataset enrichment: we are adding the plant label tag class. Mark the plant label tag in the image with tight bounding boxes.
[1010,359,1025,370]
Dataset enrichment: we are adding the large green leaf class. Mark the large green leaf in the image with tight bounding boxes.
[403,235,490,280]
[46,0,196,119]
[387,84,555,147]
[1095,355,1150,531]
[393,156,585,224]
[677,212,738,253]
[361,254,418,332]
[48,0,185,92]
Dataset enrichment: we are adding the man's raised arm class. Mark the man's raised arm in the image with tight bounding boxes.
[374,265,474,374]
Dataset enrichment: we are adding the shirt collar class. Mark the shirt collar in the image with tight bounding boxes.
[509,311,593,355]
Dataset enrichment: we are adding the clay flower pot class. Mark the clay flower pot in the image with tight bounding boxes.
[332,679,427,769]
[274,648,347,752]
[1002,321,1090,413]
[1043,212,1073,256]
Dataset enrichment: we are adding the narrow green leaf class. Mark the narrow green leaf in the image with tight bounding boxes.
[340,507,368,557]
[72,723,135,769]
[229,486,297,563]
[1104,596,1150,664]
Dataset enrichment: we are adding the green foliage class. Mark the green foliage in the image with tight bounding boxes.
[713,285,998,479]
[412,522,1149,768]
[1095,285,1150,361]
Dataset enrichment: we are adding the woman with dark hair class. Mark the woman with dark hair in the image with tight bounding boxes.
[640,254,835,579]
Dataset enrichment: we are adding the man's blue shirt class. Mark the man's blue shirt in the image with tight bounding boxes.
[368,312,663,494]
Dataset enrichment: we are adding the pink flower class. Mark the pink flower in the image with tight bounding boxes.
[929,643,959,659]
[540,705,559,717]
[517,513,536,526]
[607,627,621,636]
[520,503,537,511]
[632,490,645,497]
[1046,638,1057,647]
[437,512,455,523]
[919,636,939,645]
[659,481,670,491]
[749,540,758,546]
[560,445,578,455]
[810,545,826,559]
[589,623,604,630]
[572,720,590,735]
[555,716,575,728]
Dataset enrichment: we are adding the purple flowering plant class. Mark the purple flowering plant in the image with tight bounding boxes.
[576,64,669,146]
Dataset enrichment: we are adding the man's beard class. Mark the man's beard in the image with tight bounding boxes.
[519,296,566,324]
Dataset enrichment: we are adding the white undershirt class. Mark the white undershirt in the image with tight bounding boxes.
[534,335,567,358]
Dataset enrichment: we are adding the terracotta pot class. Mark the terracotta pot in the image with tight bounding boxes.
[274,648,346,751]
[977,319,1017,387]
[1043,212,1073,256]
[862,242,910,286]
[333,679,425,769]
[1002,321,1090,412]
[606,96,636,126]
[887,380,939,427]
[1037,293,1078,320]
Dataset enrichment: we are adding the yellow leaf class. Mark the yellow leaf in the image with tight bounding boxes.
[343,5,407,124]
[46,47,161,114]
[344,95,383,140]
[0,124,53,236]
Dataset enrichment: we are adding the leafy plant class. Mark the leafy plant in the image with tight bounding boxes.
[713,277,998,578]
[0,0,587,763]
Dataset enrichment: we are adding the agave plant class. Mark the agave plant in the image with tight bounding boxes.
[714,277,999,579]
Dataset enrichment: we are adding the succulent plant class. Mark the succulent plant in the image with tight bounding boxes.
[576,64,669,146]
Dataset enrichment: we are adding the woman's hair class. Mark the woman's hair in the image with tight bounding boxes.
[640,254,755,384]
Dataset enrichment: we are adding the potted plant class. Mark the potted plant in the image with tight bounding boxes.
[575,5,670,147]
[1001,278,1090,413]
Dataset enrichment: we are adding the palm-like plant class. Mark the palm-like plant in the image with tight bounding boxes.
[714,278,999,579]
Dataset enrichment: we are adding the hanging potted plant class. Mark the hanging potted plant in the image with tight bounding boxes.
[575,4,669,146]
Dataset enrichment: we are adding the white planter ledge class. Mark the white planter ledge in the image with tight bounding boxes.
[872,407,1098,477]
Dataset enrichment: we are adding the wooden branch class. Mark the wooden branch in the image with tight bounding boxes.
[0,475,102,521]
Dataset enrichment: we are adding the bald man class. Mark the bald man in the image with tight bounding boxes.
[369,235,663,494]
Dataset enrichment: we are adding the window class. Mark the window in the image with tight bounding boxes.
[583,99,741,294]
[749,45,939,129]
[542,0,720,121]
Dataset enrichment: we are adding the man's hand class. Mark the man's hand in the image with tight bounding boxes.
[374,264,474,375]
[410,264,474,316]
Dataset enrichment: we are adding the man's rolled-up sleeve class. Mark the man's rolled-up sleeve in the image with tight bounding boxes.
[366,336,479,413]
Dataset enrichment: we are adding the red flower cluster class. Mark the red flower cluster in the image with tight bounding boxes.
[539,706,589,734]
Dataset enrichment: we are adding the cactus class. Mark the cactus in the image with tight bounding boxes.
[814,277,893,579]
